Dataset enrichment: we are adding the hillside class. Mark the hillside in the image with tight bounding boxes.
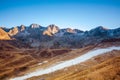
[0,41,72,80]
[27,50,120,80]
[52,56,120,80]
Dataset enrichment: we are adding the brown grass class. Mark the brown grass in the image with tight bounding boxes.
[0,40,120,80]
[28,50,120,80]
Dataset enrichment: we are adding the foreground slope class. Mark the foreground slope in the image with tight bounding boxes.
[10,43,120,80]
[0,41,38,80]
[0,40,72,80]
[52,56,120,80]
[28,50,120,80]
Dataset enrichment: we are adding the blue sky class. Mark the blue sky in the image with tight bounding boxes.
[0,0,120,30]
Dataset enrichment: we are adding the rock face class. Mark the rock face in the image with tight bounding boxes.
[0,28,11,40]
[8,25,26,36]
[66,28,75,33]
[43,24,59,36]
[0,24,120,48]
[30,24,41,28]
[20,25,26,31]
[8,27,19,36]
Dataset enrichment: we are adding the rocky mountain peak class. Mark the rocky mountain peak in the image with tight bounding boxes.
[93,26,109,31]
[43,24,59,36]
[20,25,25,31]
[66,28,75,33]
[47,24,59,33]
[0,28,11,40]
[74,29,84,33]
[8,26,19,36]
[30,24,41,28]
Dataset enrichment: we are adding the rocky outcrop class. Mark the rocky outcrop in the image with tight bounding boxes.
[66,28,75,33]
[8,27,19,36]
[43,24,59,36]
[30,24,41,28]
[0,28,11,40]
[20,25,25,31]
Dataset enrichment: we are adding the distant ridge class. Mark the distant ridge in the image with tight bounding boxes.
[0,24,120,48]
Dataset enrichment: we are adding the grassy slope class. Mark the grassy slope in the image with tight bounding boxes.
[0,41,120,80]
[59,51,120,80]
[28,50,120,80]
[60,57,120,80]
[0,41,38,80]
[0,41,74,80]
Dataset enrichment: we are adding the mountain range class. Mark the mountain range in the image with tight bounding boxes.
[0,24,120,48]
